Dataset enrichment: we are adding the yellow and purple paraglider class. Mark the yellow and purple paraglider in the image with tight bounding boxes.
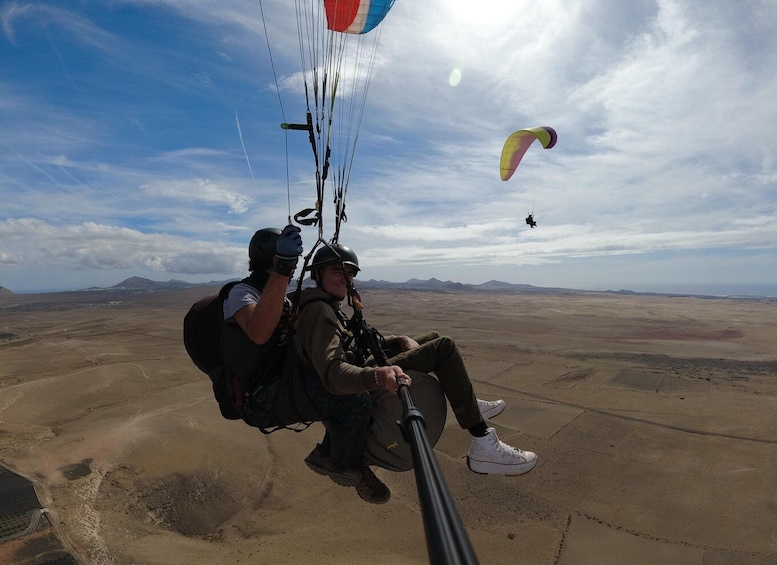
[499,126,557,182]
[499,126,557,228]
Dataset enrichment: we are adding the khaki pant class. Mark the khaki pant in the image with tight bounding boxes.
[387,332,482,430]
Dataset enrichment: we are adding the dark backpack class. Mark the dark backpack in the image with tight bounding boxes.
[183,292,229,375]
[183,280,252,420]
[183,280,245,372]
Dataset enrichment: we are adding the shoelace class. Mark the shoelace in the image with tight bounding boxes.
[495,440,527,461]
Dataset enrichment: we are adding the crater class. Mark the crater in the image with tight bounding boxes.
[59,459,93,481]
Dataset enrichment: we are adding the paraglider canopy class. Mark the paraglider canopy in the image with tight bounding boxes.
[325,0,395,34]
[500,126,557,182]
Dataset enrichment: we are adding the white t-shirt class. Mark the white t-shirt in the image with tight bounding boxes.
[223,283,261,322]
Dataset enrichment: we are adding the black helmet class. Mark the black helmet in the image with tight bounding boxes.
[309,244,360,275]
[248,228,281,271]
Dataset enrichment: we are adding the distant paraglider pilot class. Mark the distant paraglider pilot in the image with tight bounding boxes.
[525,214,537,228]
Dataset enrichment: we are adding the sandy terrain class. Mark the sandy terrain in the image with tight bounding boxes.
[1,286,776,564]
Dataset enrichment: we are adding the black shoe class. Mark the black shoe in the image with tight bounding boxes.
[355,467,391,504]
[304,444,362,487]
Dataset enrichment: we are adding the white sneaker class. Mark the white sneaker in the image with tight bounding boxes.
[467,428,537,476]
[477,398,506,420]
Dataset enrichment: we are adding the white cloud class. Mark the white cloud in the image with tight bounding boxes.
[0,218,245,275]
[142,178,255,214]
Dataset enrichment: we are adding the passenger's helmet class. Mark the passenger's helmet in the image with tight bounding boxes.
[309,244,360,278]
[248,228,281,271]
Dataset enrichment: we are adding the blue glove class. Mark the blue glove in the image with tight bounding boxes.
[275,225,303,259]
[273,224,302,277]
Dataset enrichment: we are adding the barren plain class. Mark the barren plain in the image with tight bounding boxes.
[1,286,776,564]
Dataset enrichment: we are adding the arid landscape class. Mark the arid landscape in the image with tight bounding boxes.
[1,284,777,564]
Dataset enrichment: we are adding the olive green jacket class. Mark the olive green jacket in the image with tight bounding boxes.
[293,287,376,395]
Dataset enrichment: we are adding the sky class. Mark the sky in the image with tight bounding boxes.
[2,0,776,296]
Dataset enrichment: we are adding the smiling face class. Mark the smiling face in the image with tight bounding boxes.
[318,263,357,301]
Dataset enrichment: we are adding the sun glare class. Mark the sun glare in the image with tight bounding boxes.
[449,68,462,86]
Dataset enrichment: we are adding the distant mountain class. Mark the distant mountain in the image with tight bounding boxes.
[62,276,770,301]
[479,280,552,292]
[83,276,584,296]
[357,278,587,295]
[479,280,516,290]
[0,286,15,296]
[108,277,199,292]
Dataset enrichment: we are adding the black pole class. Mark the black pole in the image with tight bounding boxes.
[398,382,480,565]
[344,281,479,564]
